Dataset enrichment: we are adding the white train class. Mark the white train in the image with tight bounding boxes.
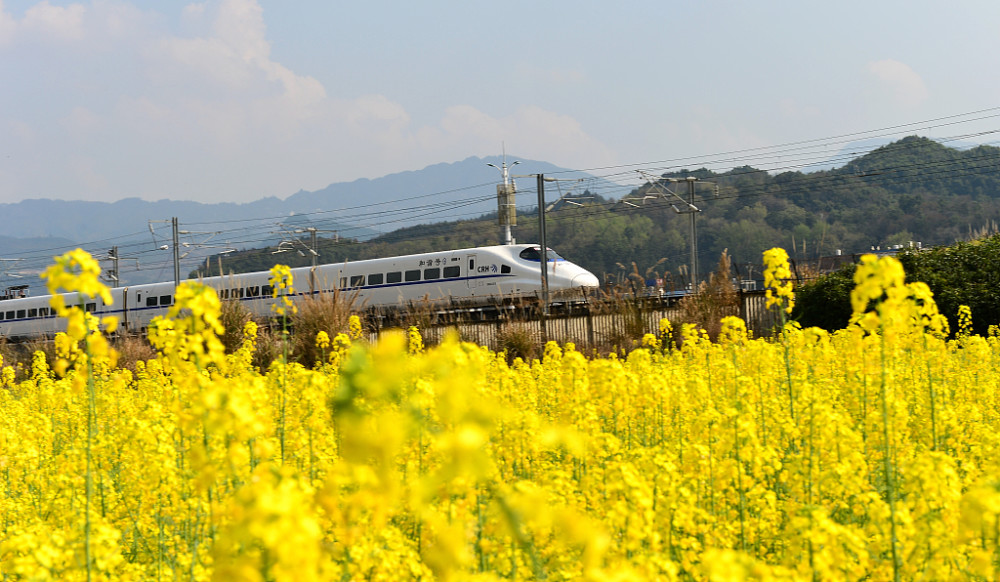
[0,244,600,341]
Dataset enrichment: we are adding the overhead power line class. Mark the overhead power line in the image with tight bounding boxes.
[3,108,1000,293]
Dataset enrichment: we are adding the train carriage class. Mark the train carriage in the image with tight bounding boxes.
[0,244,599,341]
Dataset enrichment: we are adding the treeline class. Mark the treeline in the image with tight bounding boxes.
[795,233,1000,336]
[199,136,1000,286]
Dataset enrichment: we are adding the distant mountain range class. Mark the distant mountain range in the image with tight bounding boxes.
[208,136,1000,291]
[7,137,993,293]
[0,156,611,244]
[0,156,619,289]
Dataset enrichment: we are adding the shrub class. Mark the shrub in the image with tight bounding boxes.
[674,250,740,341]
[792,264,857,331]
[795,233,1000,335]
[290,290,356,367]
[496,322,538,363]
[219,299,254,354]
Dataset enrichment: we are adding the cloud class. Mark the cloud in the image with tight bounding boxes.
[867,59,928,108]
[0,2,15,44]
[20,1,86,42]
[0,0,616,204]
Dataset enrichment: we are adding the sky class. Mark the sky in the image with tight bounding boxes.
[2,0,1000,205]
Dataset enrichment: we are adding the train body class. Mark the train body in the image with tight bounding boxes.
[0,244,600,341]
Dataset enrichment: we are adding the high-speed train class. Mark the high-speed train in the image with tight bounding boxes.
[0,244,600,341]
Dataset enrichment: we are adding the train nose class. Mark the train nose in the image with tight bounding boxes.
[571,271,599,289]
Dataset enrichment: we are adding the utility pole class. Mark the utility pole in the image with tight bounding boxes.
[108,246,119,288]
[152,217,226,287]
[488,155,520,245]
[627,172,716,293]
[512,172,572,338]
[537,174,550,315]
[684,177,699,289]
[172,217,181,288]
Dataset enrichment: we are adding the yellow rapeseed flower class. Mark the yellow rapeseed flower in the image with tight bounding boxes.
[270,264,297,317]
[763,247,795,314]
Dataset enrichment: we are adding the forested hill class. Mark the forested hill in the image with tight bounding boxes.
[201,136,1000,286]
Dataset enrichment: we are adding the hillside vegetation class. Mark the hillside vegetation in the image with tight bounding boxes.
[795,232,1000,336]
[201,136,1000,286]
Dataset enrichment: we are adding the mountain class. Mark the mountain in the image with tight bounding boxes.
[0,235,76,255]
[203,136,1000,289]
[0,156,618,290]
[0,156,609,242]
[10,137,997,294]
[798,136,989,173]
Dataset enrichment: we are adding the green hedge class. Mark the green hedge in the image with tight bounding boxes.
[792,234,1000,336]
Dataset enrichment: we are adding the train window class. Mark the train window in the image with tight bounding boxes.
[443,266,460,278]
[262,285,274,297]
[423,268,440,280]
[147,297,158,307]
[350,275,364,287]
[518,247,564,262]
[386,271,402,284]
[39,308,49,317]
[5,311,13,320]
[519,247,540,261]
[501,264,511,274]
[248,286,260,297]
[160,295,172,306]
[220,289,229,300]
[28,308,37,317]
[16,310,25,318]
[367,273,383,286]
[469,259,475,270]
[86,303,96,312]
[404,270,420,282]
[237,288,245,298]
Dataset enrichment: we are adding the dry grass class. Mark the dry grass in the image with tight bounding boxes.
[673,250,741,343]
[219,299,255,354]
[113,334,157,373]
[0,338,34,382]
[252,326,285,371]
[495,323,539,364]
[290,290,357,367]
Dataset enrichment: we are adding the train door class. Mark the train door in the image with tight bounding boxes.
[466,254,480,294]
[120,287,129,333]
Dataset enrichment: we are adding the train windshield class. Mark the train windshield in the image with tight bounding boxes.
[518,247,564,262]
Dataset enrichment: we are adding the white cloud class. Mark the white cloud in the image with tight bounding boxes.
[21,1,86,42]
[867,59,928,108]
[0,1,15,45]
[0,0,616,204]
[212,0,267,62]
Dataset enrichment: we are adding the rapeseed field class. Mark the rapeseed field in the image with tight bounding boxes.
[1,249,998,581]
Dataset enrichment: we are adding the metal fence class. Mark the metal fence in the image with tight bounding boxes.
[377,290,783,351]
